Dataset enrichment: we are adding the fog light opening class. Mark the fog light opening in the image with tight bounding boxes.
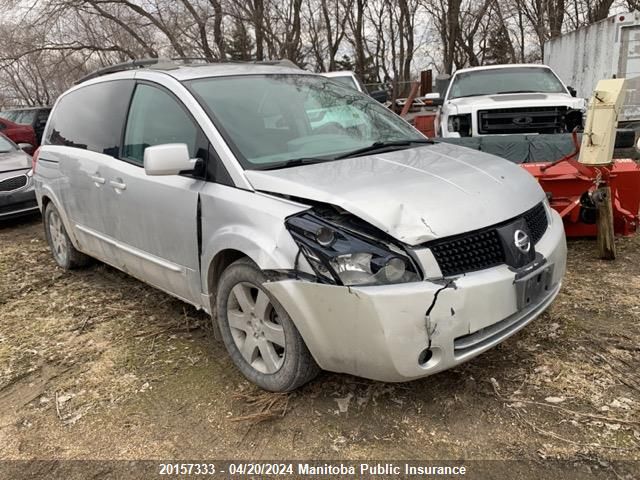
[418,348,433,366]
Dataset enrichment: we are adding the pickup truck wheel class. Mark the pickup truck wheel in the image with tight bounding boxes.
[216,258,319,392]
[44,203,91,270]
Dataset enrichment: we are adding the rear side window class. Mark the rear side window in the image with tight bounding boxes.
[123,83,198,165]
[46,80,134,157]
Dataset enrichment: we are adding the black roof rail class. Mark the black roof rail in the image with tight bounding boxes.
[74,58,168,84]
[74,57,301,85]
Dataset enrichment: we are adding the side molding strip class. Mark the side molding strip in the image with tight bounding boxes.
[75,224,184,273]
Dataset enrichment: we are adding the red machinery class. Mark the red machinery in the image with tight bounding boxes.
[521,134,640,237]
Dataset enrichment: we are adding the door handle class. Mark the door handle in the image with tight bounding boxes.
[109,179,127,191]
[90,174,105,185]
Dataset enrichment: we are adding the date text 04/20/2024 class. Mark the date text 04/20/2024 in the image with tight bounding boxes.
[158,463,468,476]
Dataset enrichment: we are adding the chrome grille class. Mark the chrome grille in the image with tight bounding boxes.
[0,174,28,192]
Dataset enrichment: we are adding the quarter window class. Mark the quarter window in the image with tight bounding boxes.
[46,80,134,156]
[123,84,198,165]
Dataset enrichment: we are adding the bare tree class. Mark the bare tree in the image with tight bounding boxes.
[0,0,623,106]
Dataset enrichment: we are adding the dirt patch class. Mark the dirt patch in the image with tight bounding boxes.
[0,215,638,476]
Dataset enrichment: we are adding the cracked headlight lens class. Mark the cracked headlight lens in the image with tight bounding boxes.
[286,212,421,286]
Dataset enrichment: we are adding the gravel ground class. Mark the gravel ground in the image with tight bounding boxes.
[0,214,638,478]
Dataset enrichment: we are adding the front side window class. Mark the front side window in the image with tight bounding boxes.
[187,74,422,169]
[46,80,134,156]
[123,84,198,165]
[448,67,567,100]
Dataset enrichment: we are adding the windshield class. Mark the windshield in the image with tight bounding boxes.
[0,135,17,153]
[0,110,36,125]
[448,67,567,100]
[187,74,422,169]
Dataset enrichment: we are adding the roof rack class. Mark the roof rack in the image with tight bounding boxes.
[74,57,300,85]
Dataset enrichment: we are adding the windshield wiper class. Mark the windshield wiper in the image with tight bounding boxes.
[334,139,434,160]
[252,156,334,171]
[251,139,434,170]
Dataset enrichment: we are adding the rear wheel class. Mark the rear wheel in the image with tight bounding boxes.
[43,202,91,270]
[216,258,319,392]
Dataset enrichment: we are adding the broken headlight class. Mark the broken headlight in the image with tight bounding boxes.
[285,212,421,286]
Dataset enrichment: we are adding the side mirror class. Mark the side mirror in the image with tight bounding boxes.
[17,143,34,153]
[567,86,577,97]
[370,90,389,103]
[144,143,197,176]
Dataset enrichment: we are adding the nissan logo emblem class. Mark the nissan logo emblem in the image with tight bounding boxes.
[512,116,533,125]
[514,230,531,253]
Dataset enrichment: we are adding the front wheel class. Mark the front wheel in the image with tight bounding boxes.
[216,258,319,392]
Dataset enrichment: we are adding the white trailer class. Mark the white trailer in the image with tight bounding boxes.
[544,11,640,126]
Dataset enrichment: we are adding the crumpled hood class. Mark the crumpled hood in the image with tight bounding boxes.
[0,150,32,175]
[447,92,585,112]
[245,143,545,245]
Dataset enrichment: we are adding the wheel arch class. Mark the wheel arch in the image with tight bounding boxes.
[206,248,247,302]
[201,224,302,298]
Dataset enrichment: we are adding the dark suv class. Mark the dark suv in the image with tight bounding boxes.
[0,107,52,146]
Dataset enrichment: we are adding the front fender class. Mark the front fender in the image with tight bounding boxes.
[204,223,298,268]
[198,185,312,296]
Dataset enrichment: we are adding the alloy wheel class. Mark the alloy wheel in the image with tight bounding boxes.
[48,210,68,266]
[226,282,286,374]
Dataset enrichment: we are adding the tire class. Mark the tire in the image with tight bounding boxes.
[43,202,91,270]
[216,258,319,392]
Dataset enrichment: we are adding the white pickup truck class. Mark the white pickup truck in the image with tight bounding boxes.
[438,64,586,138]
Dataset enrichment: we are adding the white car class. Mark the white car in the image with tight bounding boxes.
[322,71,366,92]
[439,64,586,138]
[33,59,566,392]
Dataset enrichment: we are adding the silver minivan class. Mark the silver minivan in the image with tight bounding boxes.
[33,60,567,392]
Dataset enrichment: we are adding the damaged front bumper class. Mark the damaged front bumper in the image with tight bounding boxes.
[265,210,567,382]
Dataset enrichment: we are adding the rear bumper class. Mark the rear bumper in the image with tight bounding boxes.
[265,210,567,382]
